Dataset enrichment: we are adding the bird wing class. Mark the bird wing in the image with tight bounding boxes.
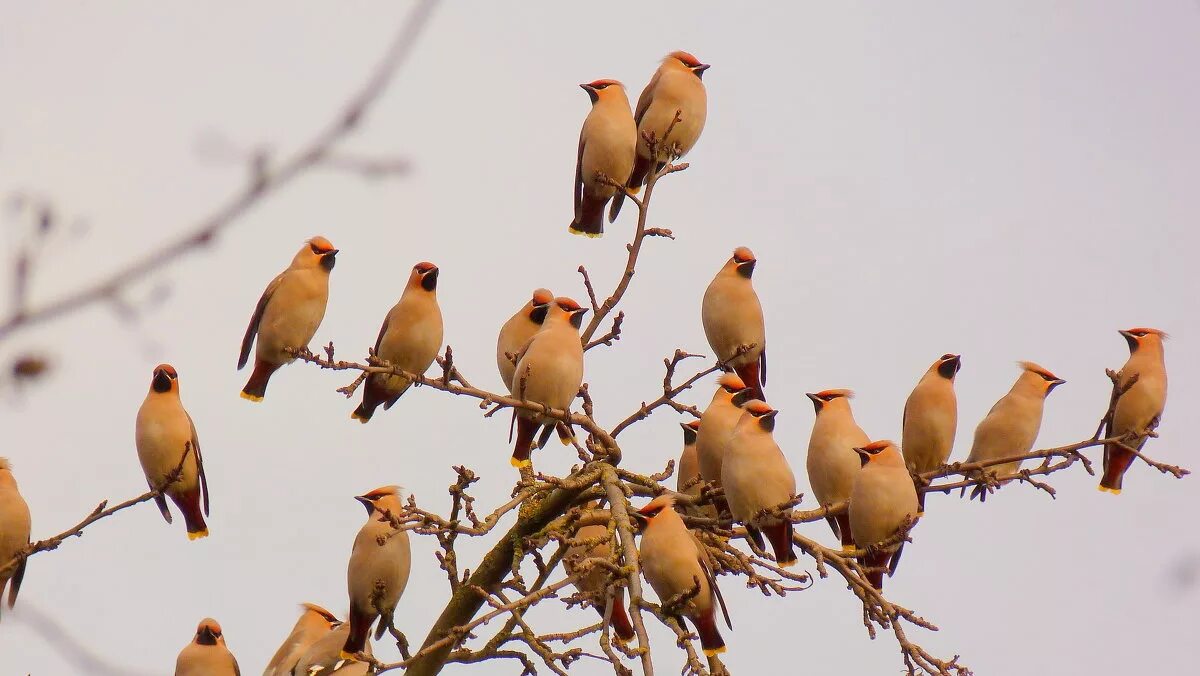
[186,411,210,517]
[634,71,661,125]
[692,533,731,629]
[238,272,284,369]
[574,134,586,220]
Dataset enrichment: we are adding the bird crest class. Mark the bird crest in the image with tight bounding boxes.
[307,236,336,253]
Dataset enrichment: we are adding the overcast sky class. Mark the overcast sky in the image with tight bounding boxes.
[2,2,1197,674]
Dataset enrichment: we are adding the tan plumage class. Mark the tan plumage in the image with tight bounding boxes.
[901,353,961,513]
[176,618,240,676]
[696,373,750,500]
[238,236,337,401]
[570,80,636,237]
[135,364,210,540]
[849,441,919,591]
[805,390,869,551]
[1101,328,1168,494]
[496,288,554,391]
[263,603,340,676]
[635,494,730,656]
[352,262,444,423]
[563,521,635,642]
[296,623,372,676]
[723,400,798,567]
[615,50,709,218]
[964,362,1065,499]
[701,247,767,401]
[0,458,31,619]
[342,486,410,660]
[509,297,587,467]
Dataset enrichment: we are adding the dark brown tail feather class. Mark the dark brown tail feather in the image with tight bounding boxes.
[374,610,394,641]
[744,524,766,552]
[834,513,854,550]
[342,604,374,656]
[173,488,208,538]
[865,551,889,590]
[154,494,173,524]
[626,155,652,192]
[1101,442,1136,493]
[763,522,797,566]
[352,377,387,423]
[604,594,635,642]
[692,610,726,656]
[240,359,278,401]
[608,190,626,222]
[734,361,765,402]
[7,558,26,609]
[916,486,927,513]
[512,417,538,467]
[569,196,606,237]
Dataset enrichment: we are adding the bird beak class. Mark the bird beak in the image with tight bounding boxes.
[631,510,649,524]
[730,388,753,407]
[806,392,823,413]
[693,64,711,78]
[1118,330,1134,339]
[197,626,219,645]
[421,267,439,291]
[1047,378,1067,393]
[579,83,598,103]
[853,447,871,467]
[152,369,173,392]
[735,259,756,278]
[320,249,338,271]
[354,495,373,515]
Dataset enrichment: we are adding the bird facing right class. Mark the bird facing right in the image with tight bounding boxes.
[701,247,767,401]
[901,354,961,514]
[1101,328,1168,494]
[343,486,411,660]
[175,618,239,676]
[263,602,341,676]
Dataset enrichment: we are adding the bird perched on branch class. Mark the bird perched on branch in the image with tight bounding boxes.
[570,80,635,237]
[496,288,554,391]
[0,457,30,620]
[806,389,869,552]
[696,373,751,516]
[342,486,410,660]
[901,353,961,514]
[964,361,1066,500]
[702,247,767,401]
[676,420,715,519]
[264,603,341,676]
[509,297,587,467]
[352,261,443,423]
[238,236,337,401]
[1101,328,1168,494]
[564,520,635,643]
[850,440,919,591]
[175,618,239,676]
[723,400,798,567]
[635,494,730,657]
[299,623,371,676]
[611,51,709,221]
[135,364,209,540]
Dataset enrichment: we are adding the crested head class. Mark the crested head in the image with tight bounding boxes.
[732,246,756,263]
[580,78,624,103]
[409,261,439,291]
[300,603,340,624]
[668,51,702,67]
[1121,327,1168,354]
[680,419,701,445]
[308,236,336,253]
[726,247,757,279]
[296,235,338,271]
[151,363,179,393]
[744,399,774,415]
[1017,361,1066,393]
[1017,361,1057,380]
[859,440,895,453]
[932,353,961,380]
[531,288,554,306]
[807,389,853,413]
[553,296,588,329]
[636,493,678,520]
[362,485,402,500]
[717,372,748,392]
[0,457,11,472]
[741,399,778,432]
[194,618,224,645]
[854,439,901,467]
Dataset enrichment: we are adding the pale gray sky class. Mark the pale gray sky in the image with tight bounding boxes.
[2,2,1197,674]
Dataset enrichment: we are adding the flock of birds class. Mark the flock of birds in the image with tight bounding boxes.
[0,50,1172,674]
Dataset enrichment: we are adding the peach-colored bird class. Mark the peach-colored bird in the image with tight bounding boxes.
[297,623,372,676]
[806,389,869,552]
[0,458,31,620]
[352,261,444,423]
[702,247,767,401]
[343,486,411,660]
[238,236,337,401]
[1101,328,1168,494]
[696,373,750,514]
[264,603,340,676]
[635,494,730,656]
[175,618,239,676]
[570,80,636,237]
[901,353,961,514]
[849,440,919,591]
[135,364,209,540]
[509,297,587,467]
[564,520,635,643]
[611,51,709,221]
[496,288,554,391]
[723,400,798,567]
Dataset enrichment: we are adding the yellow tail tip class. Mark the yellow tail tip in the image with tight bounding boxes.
[629,185,643,195]
[780,559,798,568]
[567,226,603,238]
[841,544,856,554]
[511,457,532,468]
[915,510,925,518]
[239,391,263,402]
[187,529,209,541]
[351,411,369,424]
[703,646,727,657]
[338,650,355,661]
[1098,485,1122,495]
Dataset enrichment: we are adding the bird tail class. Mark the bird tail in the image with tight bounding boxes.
[744,524,766,552]
[834,513,855,553]
[153,494,174,524]
[568,196,605,238]
[1100,442,1135,494]
[608,190,626,223]
[763,522,797,567]
[340,604,375,660]
[5,558,26,611]
[512,417,538,467]
[864,551,889,591]
[626,155,651,194]
[916,487,927,516]
[733,361,766,402]
[352,376,386,424]
[692,610,726,656]
[240,359,278,402]
[173,488,209,541]
[606,595,635,643]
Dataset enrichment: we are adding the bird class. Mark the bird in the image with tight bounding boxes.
[964,361,1066,500]
[849,440,919,591]
[701,247,767,401]
[342,486,411,660]
[263,603,340,676]
[805,389,870,552]
[1101,328,1168,494]
[175,618,240,676]
[238,236,337,401]
[496,288,554,391]
[351,261,444,423]
[696,373,751,515]
[563,519,635,643]
[296,623,371,676]
[135,364,210,540]
[570,80,636,237]
[612,50,709,220]
[509,297,587,467]
[0,457,31,620]
[634,494,730,656]
[676,420,711,515]
[901,353,961,514]
[723,400,798,567]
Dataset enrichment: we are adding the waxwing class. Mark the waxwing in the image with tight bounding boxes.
[0,458,31,619]
[342,486,411,659]
[509,297,587,467]
[496,289,554,391]
[563,520,635,642]
[849,441,919,591]
[701,247,767,401]
[570,80,636,236]
[1101,328,1168,493]
[175,618,239,676]
[901,354,961,513]
[723,400,798,567]
[696,373,751,513]
[135,364,210,539]
[263,602,340,676]
[805,389,869,551]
